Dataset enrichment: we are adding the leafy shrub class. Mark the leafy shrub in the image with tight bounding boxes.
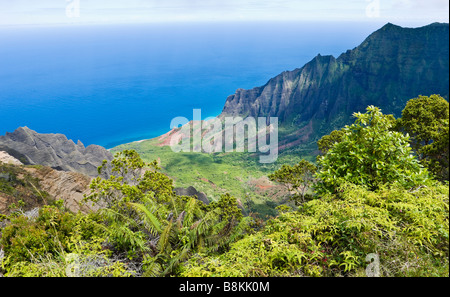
[0,205,108,275]
[83,150,250,276]
[182,182,449,277]
[316,106,429,194]
[395,94,449,181]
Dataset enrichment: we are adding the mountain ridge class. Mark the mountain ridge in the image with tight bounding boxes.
[0,126,114,177]
[220,22,449,150]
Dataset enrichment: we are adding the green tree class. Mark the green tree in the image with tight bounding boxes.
[85,150,174,255]
[84,150,249,276]
[315,106,429,193]
[317,129,345,155]
[396,95,449,181]
[268,159,317,205]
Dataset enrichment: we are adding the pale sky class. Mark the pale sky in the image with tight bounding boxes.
[0,0,448,26]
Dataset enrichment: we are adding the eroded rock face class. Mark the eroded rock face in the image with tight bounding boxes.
[0,151,23,166]
[24,166,98,214]
[0,151,97,215]
[0,127,113,177]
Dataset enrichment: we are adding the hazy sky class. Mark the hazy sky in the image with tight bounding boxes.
[0,0,448,26]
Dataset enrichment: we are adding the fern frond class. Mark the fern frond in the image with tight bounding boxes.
[162,247,190,276]
[127,202,162,236]
[158,220,173,254]
[226,216,251,244]
[183,198,198,227]
[142,256,163,277]
[99,208,138,227]
[176,211,186,229]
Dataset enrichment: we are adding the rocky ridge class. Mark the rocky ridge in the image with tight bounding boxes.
[0,127,113,177]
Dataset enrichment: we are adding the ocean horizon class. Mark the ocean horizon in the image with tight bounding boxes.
[0,21,385,149]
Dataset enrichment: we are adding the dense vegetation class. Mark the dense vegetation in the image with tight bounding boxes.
[0,95,448,277]
[111,139,309,218]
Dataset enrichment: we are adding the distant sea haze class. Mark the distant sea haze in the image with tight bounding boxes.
[0,21,383,149]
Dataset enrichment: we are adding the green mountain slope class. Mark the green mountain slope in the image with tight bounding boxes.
[221,22,449,149]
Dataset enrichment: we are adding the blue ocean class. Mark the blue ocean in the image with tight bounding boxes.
[0,21,383,148]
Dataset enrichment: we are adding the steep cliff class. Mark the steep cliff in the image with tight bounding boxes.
[220,23,449,148]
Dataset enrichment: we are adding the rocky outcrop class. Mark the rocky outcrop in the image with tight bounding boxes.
[0,151,23,166]
[0,127,113,177]
[174,186,210,205]
[220,23,449,148]
[24,166,97,214]
[1,150,97,214]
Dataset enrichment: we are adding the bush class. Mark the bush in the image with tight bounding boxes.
[0,205,108,275]
[396,94,449,181]
[316,106,429,194]
[182,182,449,277]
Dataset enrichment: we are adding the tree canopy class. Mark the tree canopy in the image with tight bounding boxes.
[396,94,449,181]
[268,159,316,205]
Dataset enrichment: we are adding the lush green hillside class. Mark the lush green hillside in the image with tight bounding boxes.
[111,138,314,218]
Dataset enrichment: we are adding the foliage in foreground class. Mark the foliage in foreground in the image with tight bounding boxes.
[182,102,448,277]
[0,205,135,277]
[315,105,429,194]
[395,94,449,181]
[0,150,250,277]
[182,182,449,277]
